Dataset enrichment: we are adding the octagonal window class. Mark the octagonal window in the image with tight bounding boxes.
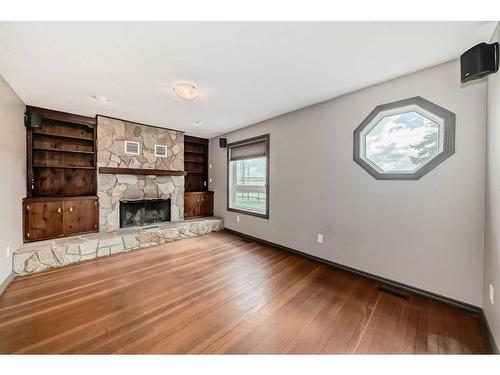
[354,97,455,180]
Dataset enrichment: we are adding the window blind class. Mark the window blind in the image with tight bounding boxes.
[229,139,267,161]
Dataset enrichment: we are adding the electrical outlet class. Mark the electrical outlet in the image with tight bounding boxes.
[237,215,240,223]
[317,234,324,244]
[209,178,212,183]
[6,246,11,259]
[209,164,212,169]
[490,284,495,305]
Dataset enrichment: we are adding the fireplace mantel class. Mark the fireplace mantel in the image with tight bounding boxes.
[99,167,186,176]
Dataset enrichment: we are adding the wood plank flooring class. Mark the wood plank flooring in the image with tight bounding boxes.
[0,231,491,354]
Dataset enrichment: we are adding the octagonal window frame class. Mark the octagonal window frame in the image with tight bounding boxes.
[353,96,456,180]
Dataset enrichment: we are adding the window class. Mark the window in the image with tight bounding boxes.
[227,134,269,218]
[353,96,455,180]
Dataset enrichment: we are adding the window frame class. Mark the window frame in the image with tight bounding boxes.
[226,134,270,219]
[353,96,455,180]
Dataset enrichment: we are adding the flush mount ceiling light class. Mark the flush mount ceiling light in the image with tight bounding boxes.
[174,83,198,100]
[91,95,110,102]
[193,120,204,126]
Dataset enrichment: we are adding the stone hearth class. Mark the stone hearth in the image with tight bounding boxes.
[13,217,224,276]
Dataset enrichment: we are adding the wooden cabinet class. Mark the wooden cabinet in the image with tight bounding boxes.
[23,201,64,241]
[23,197,98,242]
[184,192,214,219]
[185,194,201,218]
[64,199,98,235]
[200,192,213,216]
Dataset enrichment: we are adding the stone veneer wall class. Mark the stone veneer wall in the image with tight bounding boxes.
[97,116,185,232]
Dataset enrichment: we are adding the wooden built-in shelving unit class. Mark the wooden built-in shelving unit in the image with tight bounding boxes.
[23,106,99,242]
[184,135,209,192]
[184,135,213,218]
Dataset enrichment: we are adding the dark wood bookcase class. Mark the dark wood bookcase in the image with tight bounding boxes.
[23,106,99,242]
[184,135,213,218]
[184,135,209,192]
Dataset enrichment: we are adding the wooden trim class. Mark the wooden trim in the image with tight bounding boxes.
[480,310,499,354]
[96,114,184,134]
[23,196,98,203]
[33,146,94,154]
[34,165,94,170]
[224,228,498,353]
[32,130,94,141]
[223,228,484,313]
[226,134,270,220]
[184,191,214,195]
[26,127,33,197]
[183,135,208,144]
[99,167,186,176]
[92,118,98,194]
[26,106,96,126]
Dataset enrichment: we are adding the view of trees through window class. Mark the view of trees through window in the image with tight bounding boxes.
[229,157,267,214]
[364,111,440,172]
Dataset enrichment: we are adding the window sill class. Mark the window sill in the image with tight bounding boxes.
[227,207,269,219]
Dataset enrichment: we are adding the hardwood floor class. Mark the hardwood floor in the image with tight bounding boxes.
[0,231,491,354]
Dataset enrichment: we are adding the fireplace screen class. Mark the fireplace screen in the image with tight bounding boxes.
[120,199,171,228]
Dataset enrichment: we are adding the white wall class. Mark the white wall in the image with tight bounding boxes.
[209,60,486,306]
[484,22,500,346]
[0,74,25,287]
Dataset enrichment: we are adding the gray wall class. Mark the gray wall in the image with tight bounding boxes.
[0,74,25,288]
[484,22,500,345]
[209,60,486,306]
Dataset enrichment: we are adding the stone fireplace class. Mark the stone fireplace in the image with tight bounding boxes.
[97,116,185,232]
[120,198,171,228]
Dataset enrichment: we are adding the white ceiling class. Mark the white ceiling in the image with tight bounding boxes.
[0,21,496,138]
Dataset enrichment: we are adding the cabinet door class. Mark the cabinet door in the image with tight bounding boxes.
[24,201,64,241]
[200,193,213,216]
[64,200,98,235]
[184,194,201,218]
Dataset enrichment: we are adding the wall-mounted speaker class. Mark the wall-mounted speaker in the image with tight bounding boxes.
[460,42,499,83]
[219,138,227,148]
[24,113,43,128]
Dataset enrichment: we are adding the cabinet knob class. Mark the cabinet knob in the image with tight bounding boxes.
[57,207,62,213]
[69,207,74,212]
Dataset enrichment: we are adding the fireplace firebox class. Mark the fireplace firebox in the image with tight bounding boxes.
[119,199,171,228]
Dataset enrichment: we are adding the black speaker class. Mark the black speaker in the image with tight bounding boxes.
[24,113,43,128]
[460,42,499,83]
[219,138,227,148]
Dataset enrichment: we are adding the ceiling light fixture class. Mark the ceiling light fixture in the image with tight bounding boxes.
[91,95,110,102]
[193,120,204,126]
[174,83,198,100]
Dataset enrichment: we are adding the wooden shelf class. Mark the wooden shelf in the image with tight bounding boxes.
[33,146,95,154]
[34,164,95,170]
[185,171,205,174]
[184,159,206,164]
[99,167,186,176]
[33,131,94,141]
[185,150,206,155]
